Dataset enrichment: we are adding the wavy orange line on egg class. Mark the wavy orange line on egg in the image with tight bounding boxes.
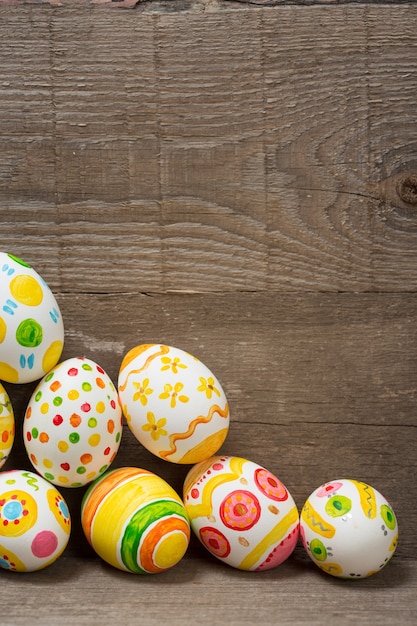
[118,345,170,392]
[139,517,190,573]
[159,402,229,461]
[352,480,377,519]
[237,506,299,571]
[185,456,246,519]
[81,467,151,543]
[177,428,229,464]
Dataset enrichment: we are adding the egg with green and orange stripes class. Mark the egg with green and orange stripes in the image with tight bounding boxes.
[81,467,191,574]
[0,252,64,384]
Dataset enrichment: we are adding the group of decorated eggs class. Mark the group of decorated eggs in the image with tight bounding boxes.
[0,251,398,578]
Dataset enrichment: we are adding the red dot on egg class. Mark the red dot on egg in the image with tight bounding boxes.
[68,368,78,376]
[53,415,63,426]
[96,366,105,374]
[104,447,111,456]
[191,488,199,499]
[60,463,70,471]
[81,403,91,413]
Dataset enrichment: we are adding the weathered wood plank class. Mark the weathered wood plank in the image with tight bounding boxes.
[1,5,417,293]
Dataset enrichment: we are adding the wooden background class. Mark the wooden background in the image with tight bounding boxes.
[0,1,416,624]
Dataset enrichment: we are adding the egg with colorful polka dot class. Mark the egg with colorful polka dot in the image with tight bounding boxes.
[300,478,398,579]
[81,466,190,573]
[183,456,299,571]
[118,344,230,464]
[0,252,64,384]
[0,382,14,469]
[23,357,123,488]
[0,469,71,572]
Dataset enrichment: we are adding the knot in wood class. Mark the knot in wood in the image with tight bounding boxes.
[396,174,417,206]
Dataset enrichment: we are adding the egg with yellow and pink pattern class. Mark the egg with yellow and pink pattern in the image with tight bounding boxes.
[118,344,230,464]
[0,382,14,469]
[300,478,398,579]
[0,252,64,384]
[24,357,123,488]
[0,469,71,572]
[183,455,300,571]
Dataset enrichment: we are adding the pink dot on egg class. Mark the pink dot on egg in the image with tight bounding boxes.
[81,403,91,413]
[31,531,58,558]
[213,463,224,471]
[68,368,78,376]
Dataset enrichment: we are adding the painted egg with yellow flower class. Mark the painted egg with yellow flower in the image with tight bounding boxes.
[118,344,230,464]
[0,252,64,384]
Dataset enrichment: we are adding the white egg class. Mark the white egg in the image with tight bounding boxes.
[24,357,123,487]
[118,344,230,464]
[183,455,299,570]
[0,252,64,384]
[300,478,398,578]
[0,469,71,572]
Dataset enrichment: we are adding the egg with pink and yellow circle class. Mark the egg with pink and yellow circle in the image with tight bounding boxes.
[0,469,71,572]
[183,455,299,571]
[24,357,123,488]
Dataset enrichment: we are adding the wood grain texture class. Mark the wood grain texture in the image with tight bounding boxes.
[1,4,417,292]
[0,2,416,624]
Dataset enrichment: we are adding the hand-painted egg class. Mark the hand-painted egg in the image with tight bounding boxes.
[118,344,230,464]
[0,252,64,384]
[81,466,190,574]
[23,357,123,488]
[0,382,14,469]
[183,455,299,570]
[300,478,398,579]
[0,469,71,572]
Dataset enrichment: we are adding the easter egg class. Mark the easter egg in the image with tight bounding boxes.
[118,344,230,464]
[0,469,71,572]
[300,478,398,579]
[0,252,64,384]
[0,382,14,469]
[183,455,299,570]
[23,357,123,488]
[81,467,191,574]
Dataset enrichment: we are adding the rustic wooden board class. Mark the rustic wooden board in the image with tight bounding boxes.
[1,3,417,293]
[0,1,416,624]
